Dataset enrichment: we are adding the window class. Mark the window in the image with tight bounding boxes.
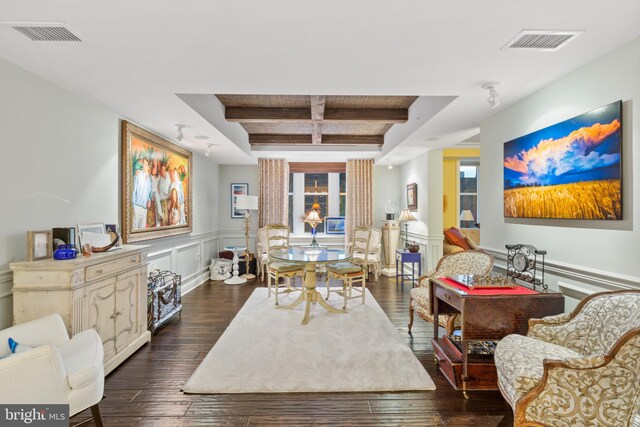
[459,163,478,227]
[289,172,345,234]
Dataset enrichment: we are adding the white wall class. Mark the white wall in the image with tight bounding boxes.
[399,150,444,271]
[480,37,640,308]
[0,58,221,328]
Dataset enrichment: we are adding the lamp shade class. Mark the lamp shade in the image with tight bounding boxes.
[235,195,258,210]
[460,209,475,222]
[398,208,417,222]
[304,210,322,224]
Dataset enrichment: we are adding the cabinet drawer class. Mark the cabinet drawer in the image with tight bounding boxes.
[86,255,141,281]
[435,284,462,309]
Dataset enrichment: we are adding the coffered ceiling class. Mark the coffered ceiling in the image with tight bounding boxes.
[216,95,418,149]
[0,1,638,164]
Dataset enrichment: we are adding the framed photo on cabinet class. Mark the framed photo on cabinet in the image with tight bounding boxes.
[26,230,52,261]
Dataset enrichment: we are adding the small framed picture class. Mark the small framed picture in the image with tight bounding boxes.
[77,223,106,247]
[231,183,249,218]
[325,217,345,235]
[407,183,418,211]
[26,230,53,261]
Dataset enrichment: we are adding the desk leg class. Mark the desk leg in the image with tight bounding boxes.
[462,341,469,399]
[433,283,439,364]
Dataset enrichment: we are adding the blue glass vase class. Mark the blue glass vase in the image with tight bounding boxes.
[54,244,78,260]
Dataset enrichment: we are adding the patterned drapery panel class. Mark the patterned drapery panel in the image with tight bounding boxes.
[346,159,374,242]
[258,159,289,227]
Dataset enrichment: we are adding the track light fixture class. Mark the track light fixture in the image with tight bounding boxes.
[204,143,214,158]
[482,83,500,109]
[175,124,185,142]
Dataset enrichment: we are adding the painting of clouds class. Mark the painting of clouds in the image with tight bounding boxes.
[504,101,622,220]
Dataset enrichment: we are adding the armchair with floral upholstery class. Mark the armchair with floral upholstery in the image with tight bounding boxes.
[494,290,640,426]
[408,250,493,335]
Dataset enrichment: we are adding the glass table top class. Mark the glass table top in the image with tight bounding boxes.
[270,247,352,263]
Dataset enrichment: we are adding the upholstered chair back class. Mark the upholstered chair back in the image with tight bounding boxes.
[538,291,640,356]
[431,250,493,278]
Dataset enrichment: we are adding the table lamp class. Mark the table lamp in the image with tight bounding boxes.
[398,208,417,249]
[304,208,322,248]
[460,209,475,228]
[235,194,259,279]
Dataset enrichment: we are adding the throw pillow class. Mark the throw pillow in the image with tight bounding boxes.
[444,227,472,250]
[8,338,33,354]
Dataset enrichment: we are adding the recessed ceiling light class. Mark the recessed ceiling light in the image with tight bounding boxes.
[194,135,209,140]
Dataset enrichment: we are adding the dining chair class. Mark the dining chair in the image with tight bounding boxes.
[266,224,305,305]
[347,225,382,280]
[326,262,366,309]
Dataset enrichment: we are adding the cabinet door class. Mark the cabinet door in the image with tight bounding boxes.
[86,277,117,362]
[114,269,140,352]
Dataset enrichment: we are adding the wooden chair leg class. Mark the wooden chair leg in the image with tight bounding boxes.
[275,275,279,305]
[90,403,104,427]
[408,299,414,333]
[326,275,331,299]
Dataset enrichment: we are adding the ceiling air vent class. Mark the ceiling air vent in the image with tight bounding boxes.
[12,24,81,42]
[504,30,582,51]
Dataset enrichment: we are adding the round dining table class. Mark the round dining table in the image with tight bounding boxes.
[269,247,352,325]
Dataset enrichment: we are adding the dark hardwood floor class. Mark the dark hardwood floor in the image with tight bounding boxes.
[73,275,513,426]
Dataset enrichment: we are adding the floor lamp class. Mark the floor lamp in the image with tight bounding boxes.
[235,195,259,280]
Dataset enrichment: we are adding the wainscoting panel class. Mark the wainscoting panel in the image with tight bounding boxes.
[483,246,639,312]
[147,248,172,273]
[405,231,444,273]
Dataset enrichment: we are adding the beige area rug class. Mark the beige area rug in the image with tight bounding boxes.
[183,287,436,393]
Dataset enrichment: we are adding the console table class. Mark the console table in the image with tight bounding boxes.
[430,277,564,397]
[395,249,421,286]
[10,245,151,375]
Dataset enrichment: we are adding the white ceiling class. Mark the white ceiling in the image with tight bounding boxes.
[1,1,638,165]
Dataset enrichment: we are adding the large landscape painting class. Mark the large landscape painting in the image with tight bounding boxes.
[504,101,622,220]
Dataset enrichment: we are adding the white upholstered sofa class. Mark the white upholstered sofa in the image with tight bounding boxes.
[494,290,640,426]
[0,314,105,425]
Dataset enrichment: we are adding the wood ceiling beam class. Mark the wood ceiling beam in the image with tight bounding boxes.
[324,108,408,123]
[310,96,326,120]
[226,107,310,122]
[311,95,326,145]
[249,134,383,146]
[226,106,407,123]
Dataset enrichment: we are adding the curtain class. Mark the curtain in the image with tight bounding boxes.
[346,159,374,240]
[258,158,289,227]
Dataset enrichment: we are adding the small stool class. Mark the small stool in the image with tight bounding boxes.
[326,262,366,309]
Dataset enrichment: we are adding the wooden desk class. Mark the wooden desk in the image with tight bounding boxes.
[431,277,564,397]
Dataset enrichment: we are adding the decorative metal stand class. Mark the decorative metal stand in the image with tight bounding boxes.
[505,244,547,291]
[147,269,182,333]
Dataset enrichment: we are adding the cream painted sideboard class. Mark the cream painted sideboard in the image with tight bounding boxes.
[10,245,151,375]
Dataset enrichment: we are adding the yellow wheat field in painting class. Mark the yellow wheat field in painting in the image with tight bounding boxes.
[504,179,621,220]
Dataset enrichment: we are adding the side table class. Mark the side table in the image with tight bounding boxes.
[224,246,247,285]
[395,249,421,286]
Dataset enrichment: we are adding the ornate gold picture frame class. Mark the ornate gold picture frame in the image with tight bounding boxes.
[121,121,193,243]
